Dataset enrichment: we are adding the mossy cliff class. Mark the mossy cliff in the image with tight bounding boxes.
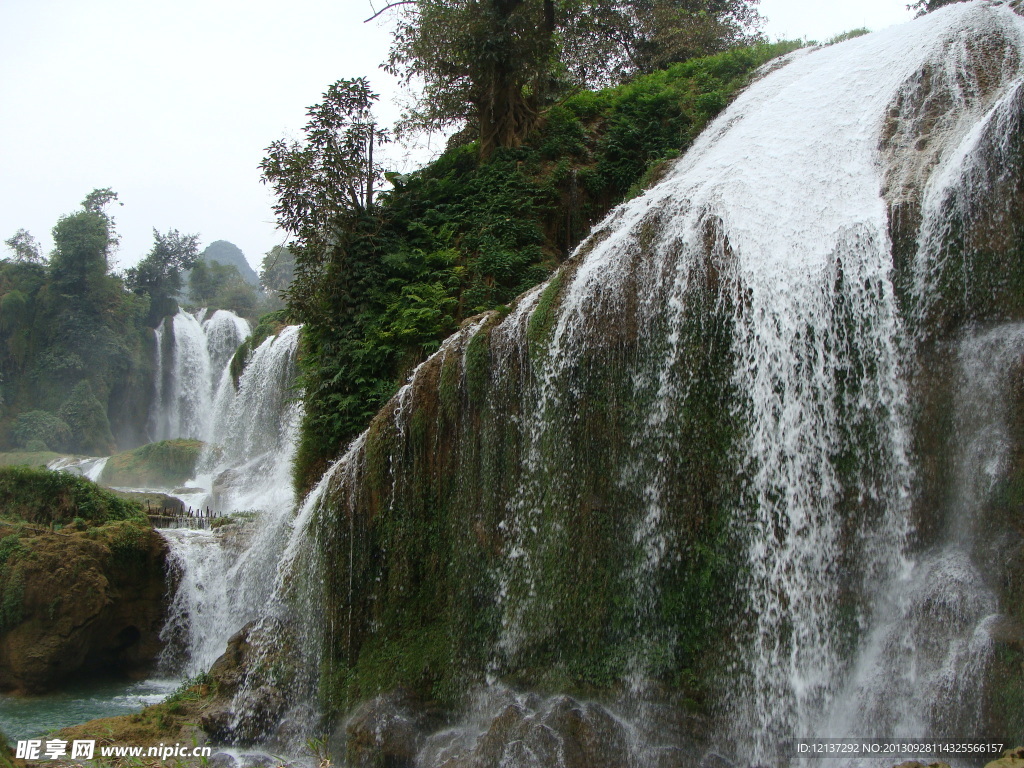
[306,246,741,716]
[0,468,168,692]
[217,6,1024,760]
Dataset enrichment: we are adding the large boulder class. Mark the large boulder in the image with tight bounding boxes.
[0,520,168,692]
[329,688,445,768]
[417,691,631,768]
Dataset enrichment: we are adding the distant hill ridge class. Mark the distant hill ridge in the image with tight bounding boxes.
[200,240,260,287]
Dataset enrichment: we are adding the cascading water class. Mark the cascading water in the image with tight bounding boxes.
[824,324,1024,744]
[46,455,109,481]
[150,309,250,442]
[216,3,1024,765]
[158,325,303,679]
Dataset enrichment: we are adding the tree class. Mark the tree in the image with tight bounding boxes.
[124,229,200,299]
[565,0,764,79]
[4,230,44,264]
[188,260,258,313]
[58,380,115,454]
[381,0,762,156]
[384,0,560,157]
[49,189,120,293]
[260,78,389,250]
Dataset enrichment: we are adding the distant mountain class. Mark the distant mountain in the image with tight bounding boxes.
[200,240,260,287]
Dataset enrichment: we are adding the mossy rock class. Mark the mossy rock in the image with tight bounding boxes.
[0,520,167,693]
[100,439,204,489]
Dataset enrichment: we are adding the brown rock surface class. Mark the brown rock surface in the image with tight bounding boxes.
[0,521,168,693]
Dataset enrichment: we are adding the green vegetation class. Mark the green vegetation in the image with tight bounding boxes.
[0,466,145,526]
[0,191,156,452]
[0,451,62,468]
[99,439,204,488]
[187,259,260,318]
[259,245,295,310]
[384,0,763,157]
[826,28,870,45]
[124,229,200,325]
[285,40,802,491]
[9,410,72,452]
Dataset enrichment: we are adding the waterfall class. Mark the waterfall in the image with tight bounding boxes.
[214,2,1024,762]
[46,455,109,481]
[158,326,303,679]
[149,309,250,442]
[824,324,1024,743]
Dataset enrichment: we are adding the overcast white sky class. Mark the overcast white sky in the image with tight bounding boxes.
[0,0,915,273]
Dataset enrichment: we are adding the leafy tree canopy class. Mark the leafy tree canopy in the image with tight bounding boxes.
[49,188,121,293]
[260,78,389,251]
[260,245,296,302]
[189,259,259,314]
[3,230,44,265]
[382,0,762,155]
[124,229,200,300]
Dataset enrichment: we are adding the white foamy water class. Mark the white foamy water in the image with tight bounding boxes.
[46,456,109,482]
[158,326,303,678]
[150,309,251,442]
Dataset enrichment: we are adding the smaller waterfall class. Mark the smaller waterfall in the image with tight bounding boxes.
[150,309,250,443]
[158,326,303,679]
[204,310,252,386]
[46,456,109,481]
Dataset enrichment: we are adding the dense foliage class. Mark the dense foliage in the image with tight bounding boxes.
[0,466,145,526]
[0,191,155,452]
[124,229,200,323]
[259,246,296,309]
[288,40,801,489]
[384,0,764,156]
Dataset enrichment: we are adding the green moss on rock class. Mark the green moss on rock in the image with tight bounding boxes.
[99,439,204,488]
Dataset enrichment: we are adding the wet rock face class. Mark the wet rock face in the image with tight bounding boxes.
[325,686,641,768]
[418,693,631,768]
[201,620,296,745]
[329,688,445,768]
[0,522,168,693]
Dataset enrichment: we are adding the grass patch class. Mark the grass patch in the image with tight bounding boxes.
[0,451,64,468]
[0,466,145,526]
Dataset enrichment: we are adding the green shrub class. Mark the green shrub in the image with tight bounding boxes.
[0,466,145,526]
[58,380,115,455]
